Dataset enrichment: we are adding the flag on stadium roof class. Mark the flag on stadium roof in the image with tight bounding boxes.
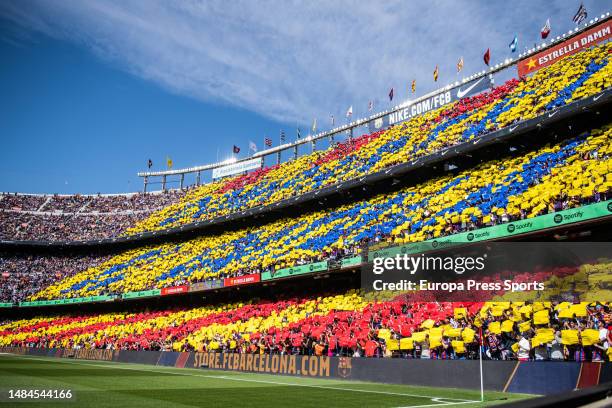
[264,137,272,147]
[573,3,587,24]
[166,156,173,169]
[297,127,302,139]
[280,130,285,143]
[346,105,353,117]
[368,101,373,111]
[433,66,439,82]
[311,118,317,133]
[388,88,394,101]
[483,48,491,65]
[457,57,464,72]
[411,79,416,93]
[509,35,518,53]
[147,159,153,169]
[249,141,257,152]
[330,114,335,126]
[233,145,240,154]
[541,19,551,39]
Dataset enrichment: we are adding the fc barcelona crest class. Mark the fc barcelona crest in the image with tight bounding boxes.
[337,357,352,378]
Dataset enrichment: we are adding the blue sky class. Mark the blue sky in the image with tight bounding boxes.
[0,1,608,194]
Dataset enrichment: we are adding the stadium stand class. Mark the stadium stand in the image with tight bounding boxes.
[0,41,610,243]
[16,124,609,302]
[0,253,110,304]
[0,190,185,241]
[1,290,610,363]
[2,17,612,407]
[124,42,611,236]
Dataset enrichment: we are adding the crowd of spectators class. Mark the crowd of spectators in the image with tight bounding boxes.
[125,42,611,236]
[1,128,607,304]
[26,127,610,302]
[177,301,612,363]
[3,292,610,362]
[0,253,109,304]
[0,190,185,241]
[0,43,609,244]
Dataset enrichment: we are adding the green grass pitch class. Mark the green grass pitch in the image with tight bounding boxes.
[0,354,535,407]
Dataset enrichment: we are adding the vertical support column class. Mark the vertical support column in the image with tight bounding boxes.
[311,139,316,152]
[143,176,148,193]
[277,150,281,165]
[162,175,167,192]
[196,171,201,186]
[349,127,354,141]
[180,173,184,189]
[293,144,298,160]
[328,134,334,144]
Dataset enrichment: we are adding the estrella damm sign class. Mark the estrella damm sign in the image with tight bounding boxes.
[193,352,331,377]
[518,19,612,77]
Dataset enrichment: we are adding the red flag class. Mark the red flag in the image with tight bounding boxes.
[264,137,272,147]
[483,48,490,66]
[541,19,551,39]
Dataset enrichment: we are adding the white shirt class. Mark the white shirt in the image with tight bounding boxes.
[518,338,531,360]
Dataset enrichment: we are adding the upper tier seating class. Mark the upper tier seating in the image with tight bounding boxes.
[1,42,608,243]
[24,125,611,302]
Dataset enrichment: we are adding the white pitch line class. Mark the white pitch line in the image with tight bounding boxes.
[396,401,476,408]
[3,354,480,404]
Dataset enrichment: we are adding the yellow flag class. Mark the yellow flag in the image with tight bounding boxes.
[561,330,579,345]
[581,329,600,346]
[454,307,467,320]
[533,310,550,325]
[421,319,435,329]
[400,338,414,350]
[452,340,466,353]
[488,321,502,334]
[518,321,531,332]
[570,303,587,317]
[501,320,515,333]
[462,328,476,343]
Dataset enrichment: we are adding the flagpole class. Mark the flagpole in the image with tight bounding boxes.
[479,327,484,402]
